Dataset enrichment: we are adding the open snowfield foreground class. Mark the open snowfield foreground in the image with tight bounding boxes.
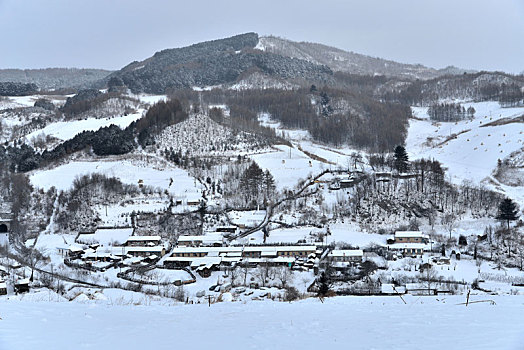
[0,295,523,350]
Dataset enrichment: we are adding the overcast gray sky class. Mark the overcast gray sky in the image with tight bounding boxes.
[1,0,523,73]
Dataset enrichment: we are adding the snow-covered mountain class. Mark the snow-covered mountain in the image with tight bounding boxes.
[257,36,475,80]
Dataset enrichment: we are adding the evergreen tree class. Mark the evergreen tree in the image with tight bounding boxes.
[240,162,264,205]
[263,169,276,201]
[393,145,409,173]
[496,198,519,229]
[317,272,331,297]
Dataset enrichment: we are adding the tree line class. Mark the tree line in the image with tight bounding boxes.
[428,103,475,122]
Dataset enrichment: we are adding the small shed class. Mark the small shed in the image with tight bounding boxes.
[14,278,30,293]
[0,281,7,295]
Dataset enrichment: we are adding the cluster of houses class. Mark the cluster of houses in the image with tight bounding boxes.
[57,227,167,268]
[55,228,433,278]
[0,279,30,295]
[328,172,364,190]
[164,244,321,277]
[164,226,371,277]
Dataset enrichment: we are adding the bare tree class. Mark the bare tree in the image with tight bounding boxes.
[275,266,293,289]
[174,285,186,302]
[254,260,272,287]
[442,213,457,239]
[420,266,439,295]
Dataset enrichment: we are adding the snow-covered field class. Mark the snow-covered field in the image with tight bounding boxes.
[25,110,144,142]
[29,158,203,198]
[251,145,327,190]
[0,94,70,110]
[0,295,522,350]
[407,102,524,185]
[253,113,369,191]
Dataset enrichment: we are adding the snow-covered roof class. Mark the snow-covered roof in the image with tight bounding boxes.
[190,257,221,268]
[221,257,242,263]
[260,249,278,257]
[164,257,196,262]
[171,245,316,255]
[329,249,363,257]
[178,234,222,243]
[388,243,430,250]
[83,251,118,259]
[123,256,144,264]
[394,231,428,238]
[57,244,84,252]
[16,278,30,285]
[126,246,164,253]
[126,235,161,242]
[0,282,6,289]
[225,252,242,257]
[272,256,296,263]
[77,227,133,246]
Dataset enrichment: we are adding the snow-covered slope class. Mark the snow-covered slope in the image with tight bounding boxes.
[29,156,203,198]
[155,113,270,157]
[229,71,298,90]
[407,101,524,204]
[25,110,144,143]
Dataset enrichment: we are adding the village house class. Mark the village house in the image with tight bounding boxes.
[125,235,162,247]
[0,280,7,295]
[125,246,166,258]
[56,244,84,258]
[82,248,121,262]
[177,233,223,247]
[215,226,240,236]
[76,227,134,247]
[328,249,363,263]
[14,278,30,293]
[0,266,8,279]
[186,199,201,206]
[387,242,429,256]
[394,231,429,244]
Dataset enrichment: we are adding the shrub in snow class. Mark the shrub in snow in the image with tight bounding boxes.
[284,286,301,302]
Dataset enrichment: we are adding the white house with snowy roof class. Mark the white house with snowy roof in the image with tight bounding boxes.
[394,231,429,244]
[328,249,363,263]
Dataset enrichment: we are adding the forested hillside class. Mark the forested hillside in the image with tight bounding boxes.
[105,33,333,93]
